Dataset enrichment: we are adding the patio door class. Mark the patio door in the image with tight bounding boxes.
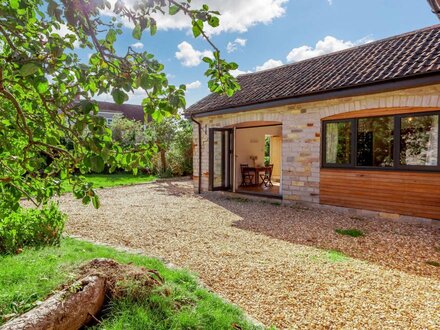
[209,128,234,191]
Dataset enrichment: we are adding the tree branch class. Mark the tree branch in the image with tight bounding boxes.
[0,25,18,52]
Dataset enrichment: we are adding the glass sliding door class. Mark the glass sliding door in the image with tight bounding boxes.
[209,128,234,191]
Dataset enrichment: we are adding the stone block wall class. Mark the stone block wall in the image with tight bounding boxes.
[191,84,440,206]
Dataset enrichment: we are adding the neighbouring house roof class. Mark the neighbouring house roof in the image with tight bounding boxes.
[186,24,440,117]
[428,0,440,19]
[97,101,146,122]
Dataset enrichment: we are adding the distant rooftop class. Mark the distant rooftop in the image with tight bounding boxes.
[186,24,440,116]
[97,101,146,122]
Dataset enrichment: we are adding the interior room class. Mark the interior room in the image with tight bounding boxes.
[234,124,282,197]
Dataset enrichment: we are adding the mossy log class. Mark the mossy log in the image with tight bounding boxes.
[1,275,106,330]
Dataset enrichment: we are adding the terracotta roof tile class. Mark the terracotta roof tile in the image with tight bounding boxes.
[186,25,440,116]
[97,101,147,123]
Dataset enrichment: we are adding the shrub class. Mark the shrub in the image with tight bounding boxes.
[0,203,66,254]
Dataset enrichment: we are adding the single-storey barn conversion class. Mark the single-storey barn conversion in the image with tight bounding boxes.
[185,25,440,224]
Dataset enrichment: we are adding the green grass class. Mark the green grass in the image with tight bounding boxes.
[62,173,156,192]
[0,238,260,329]
[335,228,365,238]
[325,250,349,263]
[425,260,440,267]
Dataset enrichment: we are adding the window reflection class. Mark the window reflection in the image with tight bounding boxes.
[357,116,394,167]
[325,121,351,165]
[400,115,438,166]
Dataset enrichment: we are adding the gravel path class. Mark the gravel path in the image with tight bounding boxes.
[232,200,440,280]
[62,180,440,329]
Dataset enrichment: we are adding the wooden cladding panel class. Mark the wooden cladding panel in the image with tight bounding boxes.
[320,169,440,219]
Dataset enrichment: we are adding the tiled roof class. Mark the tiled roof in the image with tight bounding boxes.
[186,25,440,116]
[97,101,146,122]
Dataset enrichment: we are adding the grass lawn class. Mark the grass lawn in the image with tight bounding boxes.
[62,173,156,192]
[0,238,260,329]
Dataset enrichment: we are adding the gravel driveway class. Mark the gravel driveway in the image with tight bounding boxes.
[62,180,440,329]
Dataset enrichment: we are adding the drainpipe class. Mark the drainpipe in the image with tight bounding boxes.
[190,114,202,194]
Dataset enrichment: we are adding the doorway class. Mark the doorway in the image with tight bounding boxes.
[208,128,234,191]
[233,123,282,197]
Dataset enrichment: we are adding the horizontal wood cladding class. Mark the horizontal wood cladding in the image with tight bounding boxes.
[320,169,440,219]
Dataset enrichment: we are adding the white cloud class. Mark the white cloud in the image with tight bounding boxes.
[175,41,213,67]
[227,38,247,53]
[255,58,283,71]
[327,0,333,5]
[286,36,373,62]
[52,24,80,48]
[102,0,287,35]
[230,58,283,76]
[131,42,144,49]
[186,80,202,90]
[230,69,253,77]
[235,38,247,46]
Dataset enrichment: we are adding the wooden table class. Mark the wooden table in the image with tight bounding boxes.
[245,166,270,185]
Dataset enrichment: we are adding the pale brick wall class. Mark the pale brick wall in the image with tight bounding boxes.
[191,84,440,205]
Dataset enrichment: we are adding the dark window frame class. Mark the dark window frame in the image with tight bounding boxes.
[321,118,354,168]
[321,110,440,172]
[355,115,394,169]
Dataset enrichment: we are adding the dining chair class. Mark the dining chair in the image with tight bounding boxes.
[240,164,254,186]
[259,164,274,187]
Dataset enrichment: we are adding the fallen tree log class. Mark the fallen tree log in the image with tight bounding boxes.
[1,258,163,330]
[1,275,106,330]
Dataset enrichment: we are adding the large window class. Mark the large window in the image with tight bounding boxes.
[322,111,440,171]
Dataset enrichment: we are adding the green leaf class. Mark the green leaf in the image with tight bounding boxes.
[111,89,128,105]
[20,63,39,76]
[82,195,91,205]
[9,0,19,10]
[90,155,105,173]
[139,73,153,90]
[132,24,142,40]
[150,21,157,36]
[208,16,219,28]
[192,25,200,38]
[192,20,203,38]
[106,29,117,44]
[92,194,100,209]
[60,169,67,180]
[37,80,49,93]
[169,5,179,15]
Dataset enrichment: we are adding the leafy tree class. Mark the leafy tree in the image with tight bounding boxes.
[110,115,147,149]
[167,118,193,176]
[145,117,177,174]
[0,0,240,214]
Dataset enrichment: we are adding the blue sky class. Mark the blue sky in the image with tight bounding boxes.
[79,0,439,106]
